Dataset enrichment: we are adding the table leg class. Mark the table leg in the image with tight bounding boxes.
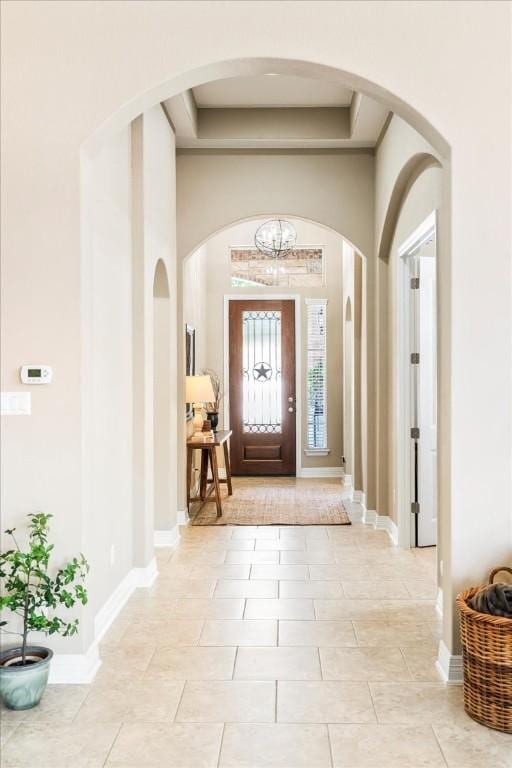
[186,446,193,510]
[200,448,208,500]
[209,447,223,517]
[223,441,233,496]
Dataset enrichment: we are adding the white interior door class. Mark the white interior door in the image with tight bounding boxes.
[413,244,437,547]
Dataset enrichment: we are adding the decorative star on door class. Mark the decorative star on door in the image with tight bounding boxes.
[253,361,272,381]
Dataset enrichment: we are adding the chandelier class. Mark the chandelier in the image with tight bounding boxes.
[254,218,297,259]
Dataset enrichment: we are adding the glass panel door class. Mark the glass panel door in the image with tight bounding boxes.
[242,310,282,433]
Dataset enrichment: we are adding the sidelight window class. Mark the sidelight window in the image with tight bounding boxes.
[306,299,328,451]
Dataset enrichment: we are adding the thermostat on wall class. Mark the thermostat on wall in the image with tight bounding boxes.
[20,365,52,384]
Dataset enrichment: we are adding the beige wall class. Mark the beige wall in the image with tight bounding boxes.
[177,150,374,261]
[183,218,346,472]
[183,245,206,374]
[132,105,178,564]
[83,126,134,644]
[153,263,171,532]
[374,116,443,521]
[342,242,355,479]
[1,1,510,665]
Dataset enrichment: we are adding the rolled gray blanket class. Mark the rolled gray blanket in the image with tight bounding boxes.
[469,583,512,618]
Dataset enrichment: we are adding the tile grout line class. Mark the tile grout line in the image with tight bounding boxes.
[231,645,239,679]
[318,645,324,680]
[430,723,450,768]
[398,645,415,681]
[101,721,124,767]
[365,680,379,724]
[326,723,335,768]
[216,723,226,768]
[172,679,188,723]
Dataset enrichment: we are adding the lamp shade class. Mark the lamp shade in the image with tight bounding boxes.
[185,375,215,404]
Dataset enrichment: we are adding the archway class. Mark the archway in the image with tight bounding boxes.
[182,215,367,493]
[84,57,449,159]
[80,54,459,672]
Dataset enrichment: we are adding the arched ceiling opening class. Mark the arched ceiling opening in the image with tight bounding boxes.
[84,58,450,158]
[377,153,442,263]
[183,214,365,266]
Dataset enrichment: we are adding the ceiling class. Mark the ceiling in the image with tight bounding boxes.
[163,74,389,150]
[193,75,354,109]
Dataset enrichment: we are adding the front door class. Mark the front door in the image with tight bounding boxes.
[229,300,296,475]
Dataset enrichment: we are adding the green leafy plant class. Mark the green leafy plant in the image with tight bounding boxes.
[0,513,89,666]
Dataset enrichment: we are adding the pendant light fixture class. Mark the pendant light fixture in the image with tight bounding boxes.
[254,218,297,259]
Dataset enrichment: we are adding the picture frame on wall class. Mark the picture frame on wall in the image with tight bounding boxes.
[185,324,196,420]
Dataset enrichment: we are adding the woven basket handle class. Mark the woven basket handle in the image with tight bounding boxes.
[489,566,512,584]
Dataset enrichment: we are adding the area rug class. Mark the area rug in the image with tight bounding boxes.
[189,478,351,526]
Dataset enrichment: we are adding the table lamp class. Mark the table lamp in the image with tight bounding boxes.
[186,375,215,437]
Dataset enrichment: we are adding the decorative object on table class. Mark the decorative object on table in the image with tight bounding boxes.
[186,375,215,438]
[202,368,223,432]
[185,324,196,421]
[0,513,89,710]
[254,218,297,259]
[201,420,214,439]
[457,566,512,733]
[207,412,219,432]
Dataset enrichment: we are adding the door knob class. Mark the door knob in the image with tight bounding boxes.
[288,406,294,413]
[287,396,294,403]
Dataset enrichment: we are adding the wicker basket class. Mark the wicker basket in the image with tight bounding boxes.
[457,567,512,733]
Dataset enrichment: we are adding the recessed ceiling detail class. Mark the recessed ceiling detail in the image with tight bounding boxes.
[163,74,389,150]
[193,75,354,109]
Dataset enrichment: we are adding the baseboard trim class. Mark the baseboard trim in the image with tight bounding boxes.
[436,640,463,684]
[154,525,181,548]
[298,466,344,478]
[132,557,159,588]
[375,514,399,545]
[94,556,158,643]
[51,557,158,684]
[342,473,353,486]
[177,508,189,525]
[352,506,398,545]
[48,641,101,685]
[353,490,365,505]
[363,508,377,525]
[346,503,362,522]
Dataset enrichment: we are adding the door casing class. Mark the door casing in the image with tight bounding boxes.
[223,294,302,475]
[397,211,438,549]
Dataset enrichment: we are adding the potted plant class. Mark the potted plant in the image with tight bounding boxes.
[0,513,89,710]
[202,368,223,432]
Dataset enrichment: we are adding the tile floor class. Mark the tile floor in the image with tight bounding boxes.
[2,483,511,767]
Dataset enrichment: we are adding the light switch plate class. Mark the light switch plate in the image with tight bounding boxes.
[1,392,31,415]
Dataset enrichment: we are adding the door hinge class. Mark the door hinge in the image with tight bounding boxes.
[410,277,420,289]
[410,352,420,364]
[410,427,420,439]
[411,502,420,515]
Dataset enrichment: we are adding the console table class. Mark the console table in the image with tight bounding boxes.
[186,429,233,517]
